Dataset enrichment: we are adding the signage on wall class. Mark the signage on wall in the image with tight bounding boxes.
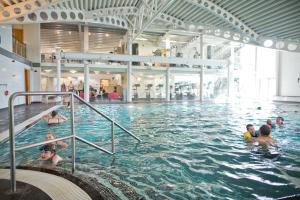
[0,83,8,96]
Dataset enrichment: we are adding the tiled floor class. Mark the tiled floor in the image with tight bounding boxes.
[0,103,56,133]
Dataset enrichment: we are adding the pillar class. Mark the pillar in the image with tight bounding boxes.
[228,45,235,97]
[127,32,133,102]
[83,25,89,102]
[84,61,89,102]
[166,68,170,101]
[56,49,61,92]
[199,33,204,102]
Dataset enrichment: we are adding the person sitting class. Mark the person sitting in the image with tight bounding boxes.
[244,124,259,142]
[257,125,276,146]
[39,144,62,166]
[45,132,68,149]
[42,111,68,125]
[108,86,121,100]
[266,119,276,129]
[276,117,284,126]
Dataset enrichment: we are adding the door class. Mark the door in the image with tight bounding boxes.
[24,69,30,105]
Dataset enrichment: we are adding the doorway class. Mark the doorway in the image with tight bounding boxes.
[24,69,30,105]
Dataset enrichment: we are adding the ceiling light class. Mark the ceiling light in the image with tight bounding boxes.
[287,43,297,51]
[70,70,77,73]
[106,71,110,74]
[94,71,99,74]
[68,31,71,35]
[263,40,273,47]
[224,31,231,38]
[233,33,240,41]
[44,69,52,73]
[105,33,110,37]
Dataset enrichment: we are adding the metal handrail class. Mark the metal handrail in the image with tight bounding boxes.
[73,93,141,142]
[8,91,141,192]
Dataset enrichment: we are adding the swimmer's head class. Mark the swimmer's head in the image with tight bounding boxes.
[51,111,58,118]
[260,125,271,136]
[39,145,55,160]
[246,124,255,134]
[276,117,284,125]
[45,132,55,140]
[266,119,272,125]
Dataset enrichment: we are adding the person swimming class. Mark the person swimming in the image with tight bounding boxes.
[257,125,276,146]
[38,132,68,165]
[42,111,68,125]
[39,144,62,165]
[45,132,68,149]
[266,119,276,129]
[244,124,259,142]
[276,117,284,126]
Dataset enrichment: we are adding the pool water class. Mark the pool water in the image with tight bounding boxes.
[1,102,300,199]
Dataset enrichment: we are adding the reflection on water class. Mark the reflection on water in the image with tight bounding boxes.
[0,102,300,199]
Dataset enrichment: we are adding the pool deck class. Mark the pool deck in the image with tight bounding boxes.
[0,169,91,200]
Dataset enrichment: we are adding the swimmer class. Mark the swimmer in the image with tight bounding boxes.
[39,145,62,165]
[45,132,68,149]
[244,124,259,142]
[276,117,284,126]
[42,111,68,125]
[257,125,276,146]
[266,119,276,129]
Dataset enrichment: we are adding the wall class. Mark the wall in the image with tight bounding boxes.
[278,51,300,96]
[23,24,41,63]
[0,54,30,109]
[0,25,12,51]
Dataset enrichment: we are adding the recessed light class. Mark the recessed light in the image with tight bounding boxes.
[70,70,77,73]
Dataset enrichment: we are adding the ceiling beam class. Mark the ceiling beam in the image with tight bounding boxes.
[0,0,60,22]
[184,0,258,38]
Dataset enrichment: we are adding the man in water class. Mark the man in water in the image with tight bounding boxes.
[244,124,259,142]
[266,119,276,129]
[257,125,276,145]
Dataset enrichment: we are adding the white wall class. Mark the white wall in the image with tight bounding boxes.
[279,51,300,96]
[0,54,30,109]
[0,25,12,51]
[30,67,41,102]
[23,24,41,63]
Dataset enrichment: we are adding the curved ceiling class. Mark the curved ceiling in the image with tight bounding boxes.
[1,0,300,52]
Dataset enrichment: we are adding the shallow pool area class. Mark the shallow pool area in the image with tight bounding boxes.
[1,102,300,199]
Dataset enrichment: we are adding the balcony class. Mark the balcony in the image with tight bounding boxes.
[12,36,26,58]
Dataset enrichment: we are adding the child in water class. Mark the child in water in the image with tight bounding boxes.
[39,132,68,165]
[39,144,62,165]
[244,124,259,142]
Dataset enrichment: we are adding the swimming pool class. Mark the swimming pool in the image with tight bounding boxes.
[1,102,300,199]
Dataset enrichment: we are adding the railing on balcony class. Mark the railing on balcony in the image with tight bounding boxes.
[12,36,27,58]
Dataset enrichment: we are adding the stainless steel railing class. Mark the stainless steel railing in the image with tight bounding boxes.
[8,91,141,192]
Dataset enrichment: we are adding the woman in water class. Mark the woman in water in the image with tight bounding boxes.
[42,111,68,125]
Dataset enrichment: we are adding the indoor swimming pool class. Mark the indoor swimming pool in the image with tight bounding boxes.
[1,102,300,199]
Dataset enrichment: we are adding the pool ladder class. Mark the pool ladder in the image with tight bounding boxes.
[8,91,141,192]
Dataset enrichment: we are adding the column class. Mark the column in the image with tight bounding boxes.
[199,33,204,102]
[228,45,235,97]
[83,25,89,102]
[127,32,133,102]
[84,61,89,102]
[166,68,170,101]
[56,49,61,92]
